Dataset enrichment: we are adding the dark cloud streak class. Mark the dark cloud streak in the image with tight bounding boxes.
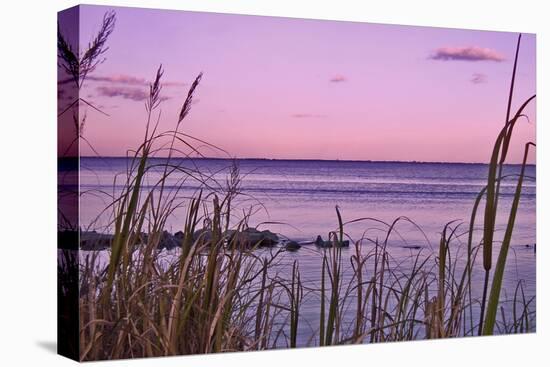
[470,73,488,84]
[96,86,170,102]
[329,75,347,83]
[58,73,186,87]
[291,113,326,119]
[88,74,148,86]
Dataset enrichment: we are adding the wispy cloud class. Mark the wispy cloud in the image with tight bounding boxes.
[88,74,149,86]
[329,75,347,83]
[96,86,170,102]
[430,46,505,62]
[470,73,488,84]
[58,73,186,87]
[90,74,186,87]
[291,113,326,119]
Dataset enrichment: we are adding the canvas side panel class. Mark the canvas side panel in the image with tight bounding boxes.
[57,5,80,362]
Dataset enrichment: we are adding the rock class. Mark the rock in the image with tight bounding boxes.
[193,228,213,245]
[285,241,301,251]
[191,228,239,246]
[230,227,279,248]
[137,232,148,244]
[174,231,185,241]
[315,235,325,247]
[315,235,349,248]
[80,231,113,251]
[259,229,278,245]
[157,230,179,250]
[402,245,422,250]
[224,229,237,241]
[338,240,350,247]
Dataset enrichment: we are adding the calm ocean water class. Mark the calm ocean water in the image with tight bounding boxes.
[80,157,535,244]
[79,157,536,339]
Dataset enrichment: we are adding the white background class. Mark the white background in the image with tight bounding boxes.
[0,0,547,365]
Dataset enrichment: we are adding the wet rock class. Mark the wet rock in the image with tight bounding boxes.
[402,245,422,250]
[224,229,237,241]
[192,228,237,246]
[136,231,148,244]
[258,229,278,245]
[193,228,213,245]
[337,240,350,247]
[315,235,329,248]
[285,241,301,251]
[80,231,113,251]
[230,227,279,248]
[174,231,185,241]
[157,230,179,250]
[315,235,349,248]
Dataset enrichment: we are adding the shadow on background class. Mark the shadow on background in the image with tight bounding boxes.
[36,340,57,355]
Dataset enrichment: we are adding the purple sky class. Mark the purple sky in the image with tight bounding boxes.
[61,5,536,163]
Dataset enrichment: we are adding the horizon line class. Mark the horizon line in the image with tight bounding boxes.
[73,155,536,166]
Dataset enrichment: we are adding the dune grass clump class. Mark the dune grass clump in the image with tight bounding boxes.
[77,66,291,359]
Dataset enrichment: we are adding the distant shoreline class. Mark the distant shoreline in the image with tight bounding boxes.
[73,156,536,167]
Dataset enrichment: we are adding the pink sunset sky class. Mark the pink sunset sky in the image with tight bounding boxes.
[60,5,536,163]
